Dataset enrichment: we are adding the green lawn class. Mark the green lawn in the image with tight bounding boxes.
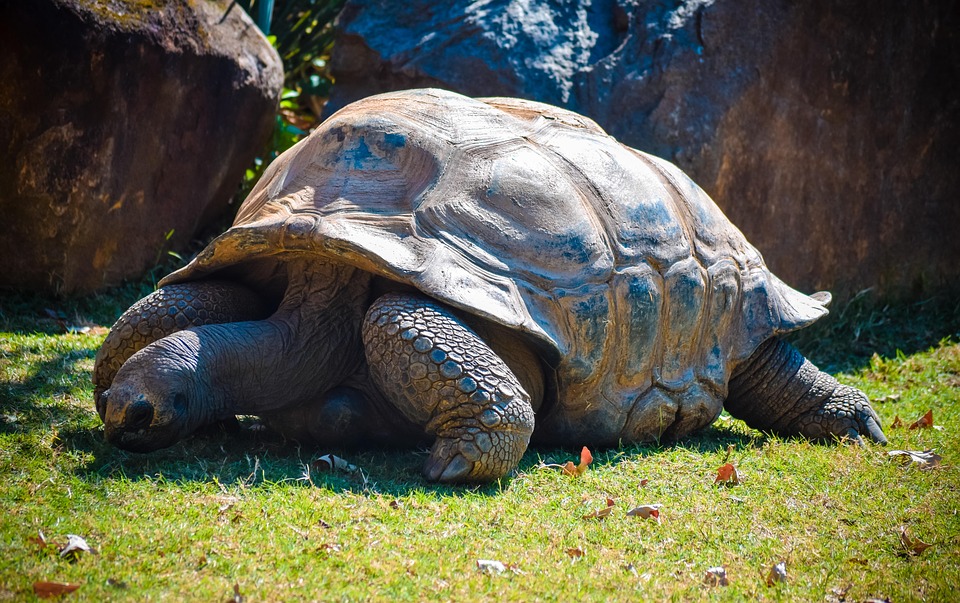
[1,287,958,601]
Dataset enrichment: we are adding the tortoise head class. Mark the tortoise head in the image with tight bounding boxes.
[98,331,213,452]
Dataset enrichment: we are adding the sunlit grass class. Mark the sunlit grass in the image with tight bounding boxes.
[1,289,958,601]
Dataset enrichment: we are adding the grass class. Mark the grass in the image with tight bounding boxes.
[1,286,958,601]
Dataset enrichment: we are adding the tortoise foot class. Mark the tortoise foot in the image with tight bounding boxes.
[795,383,887,445]
[363,293,535,484]
[726,338,887,445]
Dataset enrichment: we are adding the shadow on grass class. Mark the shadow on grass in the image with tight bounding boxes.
[43,418,770,501]
[787,290,960,374]
[3,287,957,499]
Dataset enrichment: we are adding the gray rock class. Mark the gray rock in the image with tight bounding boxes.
[326,0,960,299]
[0,0,283,294]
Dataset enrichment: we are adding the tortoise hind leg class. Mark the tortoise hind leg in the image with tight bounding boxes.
[362,293,536,483]
[93,281,266,419]
[724,338,887,444]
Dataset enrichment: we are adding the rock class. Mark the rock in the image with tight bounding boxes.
[326,0,960,299]
[0,0,283,294]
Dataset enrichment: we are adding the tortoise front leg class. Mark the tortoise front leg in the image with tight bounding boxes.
[93,281,265,420]
[725,338,887,444]
[362,293,536,483]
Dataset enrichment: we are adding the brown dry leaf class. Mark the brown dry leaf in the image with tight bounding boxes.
[888,449,942,470]
[890,415,904,428]
[703,566,729,587]
[28,530,50,552]
[562,446,594,476]
[33,582,81,598]
[899,526,934,556]
[715,463,740,486]
[225,583,244,603]
[638,478,649,487]
[565,547,585,560]
[626,504,662,522]
[765,561,787,586]
[908,409,934,430]
[582,498,615,520]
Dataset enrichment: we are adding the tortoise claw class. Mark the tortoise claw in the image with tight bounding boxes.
[424,449,474,483]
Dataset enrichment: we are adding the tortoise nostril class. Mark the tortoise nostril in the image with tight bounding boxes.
[125,400,154,430]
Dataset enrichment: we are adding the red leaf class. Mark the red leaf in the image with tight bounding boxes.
[33,582,81,598]
[890,415,904,429]
[561,446,594,476]
[579,446,593,468]
[908,410,934,430]
[714,463,740,486]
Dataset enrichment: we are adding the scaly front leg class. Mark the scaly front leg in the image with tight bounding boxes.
[362,293,536,483]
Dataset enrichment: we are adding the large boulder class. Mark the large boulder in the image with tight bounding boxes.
[326,0,960,300]
[0,0,283,294]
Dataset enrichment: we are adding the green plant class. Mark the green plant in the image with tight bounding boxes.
[235,0,345,197]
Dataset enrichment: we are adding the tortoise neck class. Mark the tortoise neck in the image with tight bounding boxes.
[207,262,371,415]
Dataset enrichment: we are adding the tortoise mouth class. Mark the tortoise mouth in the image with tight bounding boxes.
[101,389,191,452]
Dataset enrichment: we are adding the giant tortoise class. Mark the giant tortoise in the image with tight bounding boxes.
[94,88,886,483]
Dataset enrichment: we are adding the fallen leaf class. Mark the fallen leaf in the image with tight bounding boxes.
[389,499,403,509]
[312,454,359,473]
[703,566,729,586]
[225,582,244,603]
[316,543,342,554]
[562,446,593,476]
[908,409,934,430]
[28,529,50,551]
[890,415,904,428]
[873,394,901,404]
[638,478,649,487]
[476,559,506,574]
[899,526,934,556]
[888,449,941,470]
[59,534,93,560]
[33,582,81,598]
[765,561,787,586]
[505,563,526,575]
[565,547,584,560]
[714,463,740,486]
[626,504,662,522]
[582,498,615,520]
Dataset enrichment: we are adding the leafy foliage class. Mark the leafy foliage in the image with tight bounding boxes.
[234,0,346,196]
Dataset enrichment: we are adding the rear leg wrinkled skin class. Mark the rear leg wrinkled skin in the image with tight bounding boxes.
[362,293,537,483]
[93,281,266,422]
[725,337,887,445]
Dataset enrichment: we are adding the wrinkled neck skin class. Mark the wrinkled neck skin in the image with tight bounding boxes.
[106,261,371,450]
[205,261,371,414]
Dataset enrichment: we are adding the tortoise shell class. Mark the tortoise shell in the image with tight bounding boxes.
[162,88,827,444]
